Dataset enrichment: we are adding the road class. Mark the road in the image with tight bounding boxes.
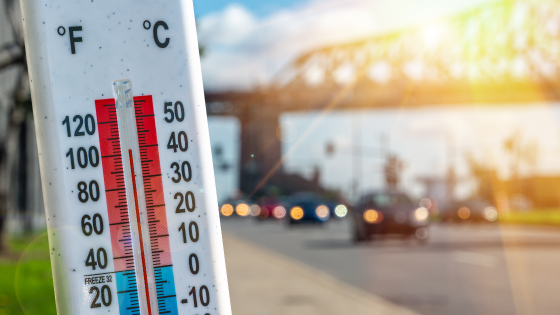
[221,218,560,315]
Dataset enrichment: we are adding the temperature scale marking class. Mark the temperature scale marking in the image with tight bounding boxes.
[95,98,141,315]
[134,96,179,315]
[96,96,179,315]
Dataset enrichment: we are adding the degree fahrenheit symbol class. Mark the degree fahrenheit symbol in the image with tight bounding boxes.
[68,26,83,54]
[57,26,65,36]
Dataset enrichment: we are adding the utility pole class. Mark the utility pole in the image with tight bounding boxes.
[446,132,456,206]
[352,115,362,201]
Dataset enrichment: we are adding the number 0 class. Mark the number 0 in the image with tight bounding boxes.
[189,253,199,274]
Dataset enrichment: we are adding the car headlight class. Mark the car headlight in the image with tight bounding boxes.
[290,207,304,220]
[483,207,498,221]
[363,209,383,224]
[250,204,261,216]
[414,207,429,222]
[236,203,250,217]
[334,204,348,218]
[273,206,286,219]
[458,207,470,220]
[220,204,234,217]
[315,205,330,220]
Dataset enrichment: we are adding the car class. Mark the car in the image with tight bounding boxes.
[287,192,331,224]
[442,199,498,223]
[352,191,430,243]
[256,197,287,220]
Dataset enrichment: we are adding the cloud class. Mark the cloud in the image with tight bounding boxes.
[197,0,495,91]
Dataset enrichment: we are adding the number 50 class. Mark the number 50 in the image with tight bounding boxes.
[164,101,185,123]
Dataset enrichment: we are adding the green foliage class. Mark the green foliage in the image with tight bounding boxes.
[0,232,56,315]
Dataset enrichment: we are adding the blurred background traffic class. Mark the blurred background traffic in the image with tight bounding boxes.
[3,0,560,314]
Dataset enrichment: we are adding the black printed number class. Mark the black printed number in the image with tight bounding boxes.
[66,146,99,169]
[164,101,185,123]
[82,214,104,236]
[189,285,210,307]
[170,161,192,183]
[77,180,100,203]
[189,253,199,275]
[85,248,108,270]
[175,191,196,213]
[89,285,112,308]
[178,221,199,243]
[167,131,188,152]
[62,114,96,137]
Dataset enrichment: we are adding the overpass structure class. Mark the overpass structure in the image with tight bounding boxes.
[205,0,560,195]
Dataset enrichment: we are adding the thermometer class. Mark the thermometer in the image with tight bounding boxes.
[20,1,231,314]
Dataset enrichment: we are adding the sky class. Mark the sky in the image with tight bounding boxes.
[193,0,305,18]
[193,0,497,91]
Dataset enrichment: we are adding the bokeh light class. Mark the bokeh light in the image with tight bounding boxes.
[458,207,471,220]
[220,204,234,217]
[420,198,432,210]
[414,207,429,222]
[250,204,261,216]
[236,203,250,217]
[315,205,330,220]
[273,206,286,219]
[290,207,304,220]
[484,207,498,222]
[334,204,348,218]
[364,209,382,224]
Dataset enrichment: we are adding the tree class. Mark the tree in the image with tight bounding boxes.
[504,129,538,193]
[465,153,497,202]
[0,0,32,252]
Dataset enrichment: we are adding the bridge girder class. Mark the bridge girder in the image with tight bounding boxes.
[277,0,560,100]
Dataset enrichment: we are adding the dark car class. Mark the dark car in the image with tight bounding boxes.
[353,191,429,242]
[442,199,498,223]
[287,192,331,224]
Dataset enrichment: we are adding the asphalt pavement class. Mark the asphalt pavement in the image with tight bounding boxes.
[221,217,560,315]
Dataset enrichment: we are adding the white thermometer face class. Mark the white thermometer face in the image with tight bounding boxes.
[20,1,231,315]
